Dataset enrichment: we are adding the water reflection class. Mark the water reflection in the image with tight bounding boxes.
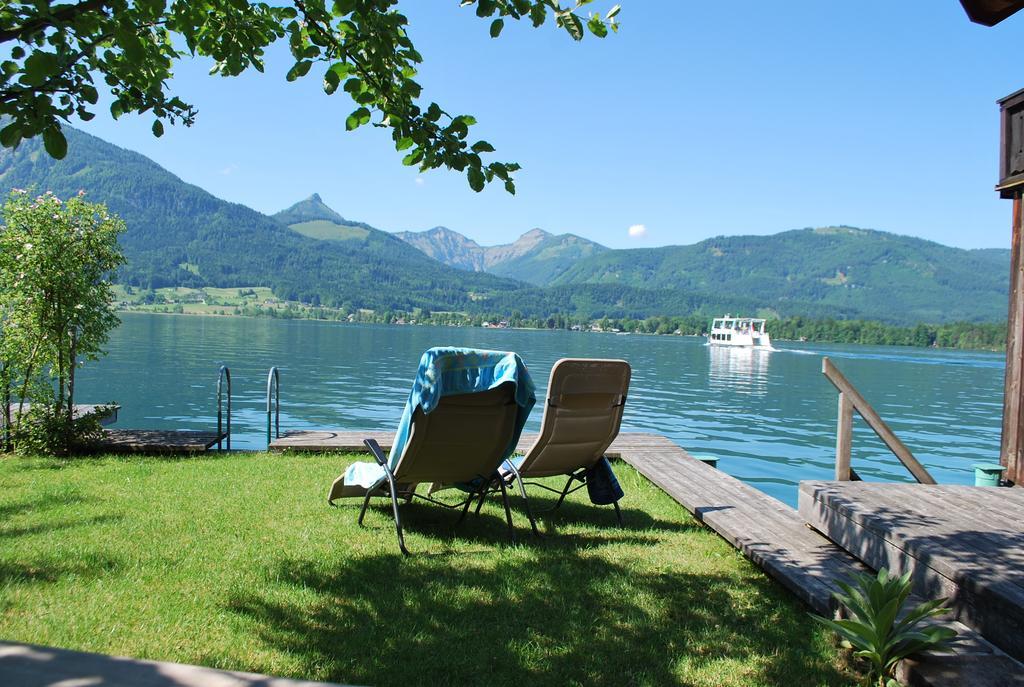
[708,345,772,397]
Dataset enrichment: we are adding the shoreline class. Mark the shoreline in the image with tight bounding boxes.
[114,307,1006,353]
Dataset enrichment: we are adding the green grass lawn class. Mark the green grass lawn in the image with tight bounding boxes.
[0,452,853,686]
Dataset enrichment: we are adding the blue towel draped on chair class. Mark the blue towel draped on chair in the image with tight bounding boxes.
[339,347,536,494]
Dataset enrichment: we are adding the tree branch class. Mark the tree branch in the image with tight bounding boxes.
[0,0,113,44]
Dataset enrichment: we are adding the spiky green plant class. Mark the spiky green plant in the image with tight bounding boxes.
[812,568,957,687]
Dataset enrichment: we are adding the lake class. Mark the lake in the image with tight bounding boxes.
[76,313,1006,507]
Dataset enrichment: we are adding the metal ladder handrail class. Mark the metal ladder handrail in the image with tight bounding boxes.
[266,366,280,448]
[217,365,231,451]
[822,357,935,484]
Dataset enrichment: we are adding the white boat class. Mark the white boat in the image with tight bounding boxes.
[707,315,773,349]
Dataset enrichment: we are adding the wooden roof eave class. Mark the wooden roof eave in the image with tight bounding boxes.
[960,0,1024,25]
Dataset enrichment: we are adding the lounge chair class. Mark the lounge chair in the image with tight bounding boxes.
[327,347,536,555]
[496,358,630,534]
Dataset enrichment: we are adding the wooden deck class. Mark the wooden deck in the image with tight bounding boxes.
[98,429,228,454]
[269,428,652,456]
[800,480,1024,664]
[0,640,351,687]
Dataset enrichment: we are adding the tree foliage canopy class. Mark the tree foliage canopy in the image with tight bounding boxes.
[0,0,620,192]
[0,189,125,453]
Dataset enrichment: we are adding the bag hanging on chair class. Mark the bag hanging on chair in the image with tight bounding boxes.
[586,456,624,505]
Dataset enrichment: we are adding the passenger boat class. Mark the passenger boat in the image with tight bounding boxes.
[707,315,773,349]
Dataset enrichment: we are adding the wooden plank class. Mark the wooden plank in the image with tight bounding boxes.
[98,430,226,454]
[822,358,936,485]
[835,393,853,480]
[618,446,869,614]
[0,640,352,687]
[269,430,676,457]
[1004,192,1024,486]
[800,481,1024,662]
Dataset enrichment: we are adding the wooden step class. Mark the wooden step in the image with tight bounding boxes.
[98,429,227,454]
[799,480,1024,663]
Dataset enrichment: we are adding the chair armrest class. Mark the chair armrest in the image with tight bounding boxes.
[363,438,388,467]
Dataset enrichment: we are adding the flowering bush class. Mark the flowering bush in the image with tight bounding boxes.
[0,189,125,454]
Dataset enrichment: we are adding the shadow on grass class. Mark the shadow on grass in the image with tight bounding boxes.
[353,490,704,551]
[0,551,123,586]
[228,491,848,687]
[0,491,88,519]
[0,513,124,542]
[227,541,848,687]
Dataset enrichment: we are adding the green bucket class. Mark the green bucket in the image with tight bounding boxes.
[695,455,719,469]
[972,463,1005,487]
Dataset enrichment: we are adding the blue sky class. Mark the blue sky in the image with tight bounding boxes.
[74,2,1023,250]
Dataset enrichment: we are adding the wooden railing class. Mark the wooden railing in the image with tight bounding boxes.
[822,357,936,484]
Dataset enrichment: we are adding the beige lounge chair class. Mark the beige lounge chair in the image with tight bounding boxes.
[498,358,631,533]
[330,382,522,555]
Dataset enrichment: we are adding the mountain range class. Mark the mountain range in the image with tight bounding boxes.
[395,226,607,284]
[0,124,1010,324]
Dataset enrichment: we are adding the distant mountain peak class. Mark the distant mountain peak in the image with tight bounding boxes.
[520,228,551,240]
[274,193,345,226]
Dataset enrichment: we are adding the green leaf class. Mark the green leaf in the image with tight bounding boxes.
[607,4,621,19]
[395,136,415,151]
[490,18,504,38]
[562,13,585,40]
[286,60,313,82]
[503,179,515,195]
[22,51,58,87]
[529,3,546,26]
[588,15,608,38]
[332,0,356,15]
[471,140,495,153]
[324,69,341,94]
[42,127,67,159]
[0,123,22,148]
[468,166,485,192]
[402,148,424,166]
[345,107,371,130]
[152,120,164,138]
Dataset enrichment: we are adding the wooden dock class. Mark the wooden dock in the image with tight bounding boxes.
[98,429,228,454]
[800,481,1024,664]
[0,640,351,687]
[273,428,1024,685]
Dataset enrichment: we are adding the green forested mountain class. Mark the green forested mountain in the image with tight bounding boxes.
[0,128,523,312]
[550,227,1010,323]
[487,230,609,284]
[0,126,1009,325]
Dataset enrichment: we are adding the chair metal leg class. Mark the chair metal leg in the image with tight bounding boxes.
[357,490,373,526]
[496,475,516,542]
[506,462,540,536]
[386,481,410,557]
[364,438,410,556]
[474,488,489,516]
[456,490,476,525]
[613,499,624,526]
[553,475,576,511]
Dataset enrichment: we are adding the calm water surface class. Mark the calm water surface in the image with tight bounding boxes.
[77,313,1006,507]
